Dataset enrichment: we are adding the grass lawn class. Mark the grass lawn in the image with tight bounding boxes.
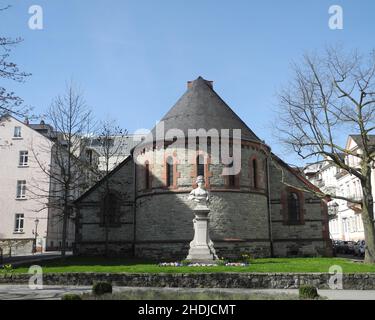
[3,256,375,274]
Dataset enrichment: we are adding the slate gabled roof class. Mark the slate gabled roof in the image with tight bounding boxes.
[149,76,262,143]
[349,134,375,150]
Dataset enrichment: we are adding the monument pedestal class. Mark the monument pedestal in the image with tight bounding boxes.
[187,204,218,262]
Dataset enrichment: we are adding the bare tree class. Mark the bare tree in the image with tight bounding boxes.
[0,5,31,117]
[93,119,128,256]
[276,47,375,263]
[30,83,96,257]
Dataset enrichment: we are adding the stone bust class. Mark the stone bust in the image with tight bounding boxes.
[188,175,209,204]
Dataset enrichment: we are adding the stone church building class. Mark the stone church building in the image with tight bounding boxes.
[74,77,332,259]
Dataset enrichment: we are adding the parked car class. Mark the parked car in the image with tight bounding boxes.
[333,240,344,254]
[354,240,365,257]
[333,240,356,254]
[353,241,360,256]
[346,241,355,254]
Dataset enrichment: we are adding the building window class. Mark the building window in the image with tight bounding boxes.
[228,174,236,188]
[19,151,29,166]
[166,156,174,187]
[14,126,22,138]
[252,159,258,188]
[145,161,151,190]
[224,162,239,189]
[86,149,93,165]
[101,193,120,226]
[14,214,24,232]
[288,192,301,223]
[281,188,304,225]
[197,155,205,177]
[16,180,27,199]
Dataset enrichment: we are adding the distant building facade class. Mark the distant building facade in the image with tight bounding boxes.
[0,115,64,254]
[83,134,143,172]
[305,135,375,241]
[0,115,142,256]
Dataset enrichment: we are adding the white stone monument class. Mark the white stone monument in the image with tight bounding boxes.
[186,176,218,262]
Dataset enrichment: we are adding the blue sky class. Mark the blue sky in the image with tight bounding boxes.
[1,0,375,165]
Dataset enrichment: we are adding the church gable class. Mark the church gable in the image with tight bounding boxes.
[74,157,135,255]
[268,155,331,256]
[75,157,134,204]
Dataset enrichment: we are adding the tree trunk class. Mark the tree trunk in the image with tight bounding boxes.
[104,195,109,257]
[61,201,68,258]
[361,164,375,263]
[105,215,109,257]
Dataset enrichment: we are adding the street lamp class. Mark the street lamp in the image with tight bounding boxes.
[33,218,39,254]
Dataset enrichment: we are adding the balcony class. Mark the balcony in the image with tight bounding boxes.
[327,202,339,219]
[335,169,348,179]
[316,180,325,188]
[347,195,363,213]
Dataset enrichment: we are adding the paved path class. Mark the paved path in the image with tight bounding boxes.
[0,285,91,300]
[1,285,375,300]
[1,252,72,268]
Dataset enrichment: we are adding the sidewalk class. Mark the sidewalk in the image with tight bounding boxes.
[0,285,375,300]
[1,251,72,268]
[257,289,375,300]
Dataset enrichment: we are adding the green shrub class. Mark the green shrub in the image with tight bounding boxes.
[61,294,82,300]
[1,264,14,274]
[180,259,191,266]
[216,257,228,266]
[299,285,319,299]
[92,282,113,295]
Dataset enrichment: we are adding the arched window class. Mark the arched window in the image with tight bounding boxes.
[144,161,150,190]
[251,159,258,188]
[288,192,300,222]
[224,161,237,188]
[166,156,174,187]
[197,155,205,177]
[102,193,119,226]
[249,158,259,189]
[228,174,236,188]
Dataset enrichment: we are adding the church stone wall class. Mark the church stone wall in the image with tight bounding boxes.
[268,159,332,257]
[133,143,271,260]
[135,191,271,260]
[74,141,331,259]
[75,158,135,256]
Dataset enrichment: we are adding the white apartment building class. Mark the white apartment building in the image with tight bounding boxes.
[0,115,144,256]
[83,134,143,172]
[305,135,375,242]
[0,115,75,255]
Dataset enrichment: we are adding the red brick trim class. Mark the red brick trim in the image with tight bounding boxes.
[162,151,180,189]
[280,186,305,225]
[223,170,240,189]
[190,151,212,189]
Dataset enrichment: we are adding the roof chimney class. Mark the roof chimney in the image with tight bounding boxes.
[24,118,29,125]
[187,77,213,89]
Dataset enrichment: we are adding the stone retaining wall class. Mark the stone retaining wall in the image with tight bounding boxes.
[1,272,375,290]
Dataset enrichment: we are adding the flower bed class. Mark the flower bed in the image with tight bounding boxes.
[158,262,249,267]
